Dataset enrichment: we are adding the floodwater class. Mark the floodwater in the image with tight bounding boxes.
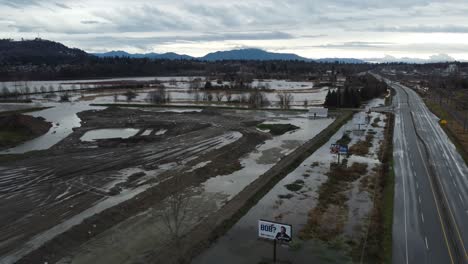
[0,102,105,154]
[202,114,334,202]
[193,115,356,264]
[194,111,387,264]
[80,128,140,142]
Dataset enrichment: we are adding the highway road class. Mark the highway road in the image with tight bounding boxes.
[382,77,468,264]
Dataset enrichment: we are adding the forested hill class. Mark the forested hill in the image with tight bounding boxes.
[0,38,91,65]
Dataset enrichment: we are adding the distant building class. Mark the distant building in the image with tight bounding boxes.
[308,107,328,118]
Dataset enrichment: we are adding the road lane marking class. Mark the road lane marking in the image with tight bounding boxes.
[421,213,425,223]
[419,195,422,204]
[426,236,429,250]
[459,193,464,204]
[414,132,455,263]
[416,182,419,189]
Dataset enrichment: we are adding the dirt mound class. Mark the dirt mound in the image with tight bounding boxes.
[0,114,51,149]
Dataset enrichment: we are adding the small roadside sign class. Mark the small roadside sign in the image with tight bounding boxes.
[258,219,292,263]
[339,145,348,154]
[258,219,292,242]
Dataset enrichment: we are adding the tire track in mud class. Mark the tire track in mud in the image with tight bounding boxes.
[0,124,253,263]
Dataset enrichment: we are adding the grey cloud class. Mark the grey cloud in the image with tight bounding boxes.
[81,20,101,25]
[0,0,41,8]
[369,25,468,33]
[313,42,394,49]
[55,2,70,9]
[314,41,468,54]
[94,5,191,32]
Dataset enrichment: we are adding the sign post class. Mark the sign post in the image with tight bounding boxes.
[258,219,292,263]
[331,144,348,164]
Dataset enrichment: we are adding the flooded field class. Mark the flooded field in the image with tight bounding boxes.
[193,104,389,264]
[1,76,328,107]
[0,103,337,264]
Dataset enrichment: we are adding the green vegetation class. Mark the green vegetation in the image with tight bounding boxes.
[284,179,305,192]
[278,193,294,199]
[336,132,351,146]
[324,74,388,108]
[257,123,300,135]
[382,158,395,264]
[349,134,374,156]
[299,162,368,241]
[0,130,31,148]
[425,100,468,165]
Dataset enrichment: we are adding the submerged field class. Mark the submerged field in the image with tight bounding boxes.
[0,102,336,264]
[194,99,393,264]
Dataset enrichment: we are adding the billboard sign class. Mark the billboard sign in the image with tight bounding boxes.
[339,145,348,154]
[330,144,340,154]
[258,219,292,242]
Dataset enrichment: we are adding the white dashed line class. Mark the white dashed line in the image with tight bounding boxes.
[421,213,425,223]
[425,236,429,250]
[418,195,422,204]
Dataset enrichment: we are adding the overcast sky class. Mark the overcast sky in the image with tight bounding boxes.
[1,0,468,60]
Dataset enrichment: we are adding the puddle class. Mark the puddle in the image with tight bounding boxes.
[155,129,168,136]
[141,129,153,136]
[81,128,140,142]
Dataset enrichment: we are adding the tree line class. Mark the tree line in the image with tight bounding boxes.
[324,74,388,108]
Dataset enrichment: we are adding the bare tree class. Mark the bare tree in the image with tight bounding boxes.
[189,78,202,90]
[277,92,294,109]
[125,90,137,102]
[1,86,9,98]
[207,92,213,102]
[147,87,170,104]
[225,91,232,103]
[215,92,224,102]
[60,93,70,102]
[160,190,191,248]
[248,89,270,109]
[303,99,308,108]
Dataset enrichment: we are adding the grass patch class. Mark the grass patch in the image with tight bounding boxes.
[0,129,34,150]
[349,134,374,156]
[257,123,300,136]
[424,99,468,165]
[278,193,295,199]
[336,132,351,146]
[299,162,368,241]
[358,114,395,264]
[382,158,395,264]
[284,179,305,192]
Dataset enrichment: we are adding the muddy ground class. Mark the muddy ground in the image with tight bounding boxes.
[0,107,273,263]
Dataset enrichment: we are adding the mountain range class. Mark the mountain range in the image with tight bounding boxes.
[0,39,458,64]
[93,48,366,63]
